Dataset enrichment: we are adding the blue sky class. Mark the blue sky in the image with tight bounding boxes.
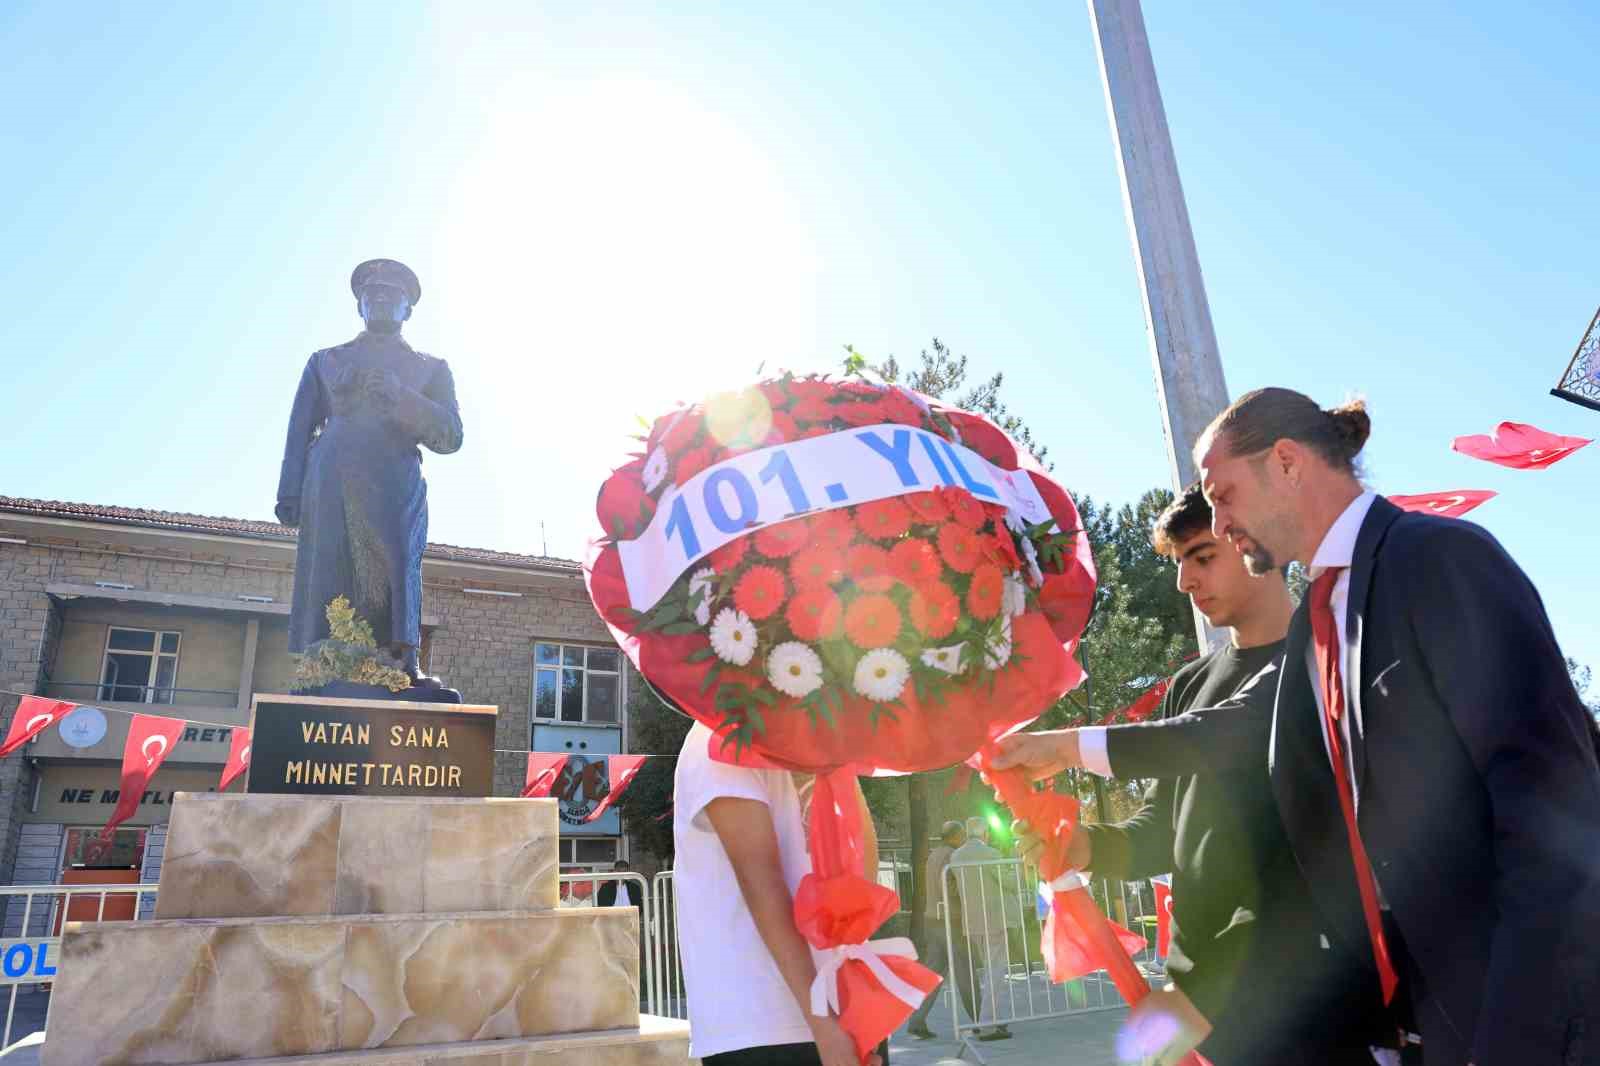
[2,2,1596,665]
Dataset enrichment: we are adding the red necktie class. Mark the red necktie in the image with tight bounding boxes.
[1309,570,1399,1005]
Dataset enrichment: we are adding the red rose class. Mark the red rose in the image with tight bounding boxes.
[855,497,913,540]
[936,524,981,574]
[663,410,705,455]
[755,519,809,558]
[967,564,1004,620]
[791,546,844,591]
[888,538,941,586]
[674,445,718,486]
[939,487,987,530]
[596,463,656,539]
[734,565,787,620]
[844,594,902,649]
[908,583,960,639]
[786,588,843,641]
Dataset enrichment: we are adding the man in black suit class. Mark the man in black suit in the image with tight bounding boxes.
[994,486,1385,1065]
[597,860,643,909]
[1193,387,1600,1066]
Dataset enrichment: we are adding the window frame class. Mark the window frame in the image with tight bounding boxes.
[530,642,624,728]
[98,626,182,704]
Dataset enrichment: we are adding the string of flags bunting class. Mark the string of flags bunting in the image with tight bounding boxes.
[0,693,677,840]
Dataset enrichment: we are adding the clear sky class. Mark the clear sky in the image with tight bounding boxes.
[3,2,1596,664]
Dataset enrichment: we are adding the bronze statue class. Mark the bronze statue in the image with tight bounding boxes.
[276,259,463,696]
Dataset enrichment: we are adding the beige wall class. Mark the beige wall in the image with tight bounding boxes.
[251,619,297,696]
[51,604,246,702]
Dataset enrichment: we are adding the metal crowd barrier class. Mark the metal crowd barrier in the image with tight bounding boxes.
[0,881,160,1053]
[938,857,1162,1063]
[649,870,687,1020]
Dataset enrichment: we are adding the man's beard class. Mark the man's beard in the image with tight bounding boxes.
[1232,527,1280,575]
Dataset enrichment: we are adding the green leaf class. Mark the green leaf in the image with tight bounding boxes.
[660,621,702,635]
[687,647,715,663]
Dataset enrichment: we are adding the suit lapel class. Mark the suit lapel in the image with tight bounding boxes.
[1344,497,1404,801]
[1270,601,1369,955]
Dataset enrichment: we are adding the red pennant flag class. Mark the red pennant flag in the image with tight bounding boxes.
[1114,677,1171,724]
[1451,421,1591,470]
[0,697,76,757]
[1388,490,1497,519]
[523,752,568,798]
[102,714,186,840]
[219,727,251,792]
[584,754,647,823]
[1152,875,1173,957]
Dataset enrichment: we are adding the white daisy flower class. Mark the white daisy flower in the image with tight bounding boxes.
[641,447,669,493]
[767,641,824,698]
[984,615,1014,670]
[1021,537,1044,587]
[1003,507,1027,535]
[709,607,757,666]
[854,648,910,702]
[919,643,965,675]
[688,567,716,626]
[1003,573,1028,618]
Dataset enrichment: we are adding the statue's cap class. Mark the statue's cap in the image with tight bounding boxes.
[351,259,421,305]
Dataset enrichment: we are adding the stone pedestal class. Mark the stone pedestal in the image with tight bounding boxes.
[43,794,693,1066]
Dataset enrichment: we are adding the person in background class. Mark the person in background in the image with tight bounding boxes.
[906,820,977,1040]
[673,720,881,1066]
[993,484,1385,1065]
[597,859,643,909]
[949,816,1021,1042]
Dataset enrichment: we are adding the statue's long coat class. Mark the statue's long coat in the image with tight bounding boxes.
[276,332,463,652]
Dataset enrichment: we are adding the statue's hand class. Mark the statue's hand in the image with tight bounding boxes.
[275,498,301,526]
[362,367,404,406]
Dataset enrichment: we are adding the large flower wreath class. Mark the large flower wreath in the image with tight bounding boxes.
[584,374,1097,1061]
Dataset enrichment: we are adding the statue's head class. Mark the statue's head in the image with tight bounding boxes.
[351,259,420,335]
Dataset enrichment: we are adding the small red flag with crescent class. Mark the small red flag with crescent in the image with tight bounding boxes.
[0,697,76,758]
[1451,422,1591,470]
[102,714,186,840]
[1388,490,1497,518]
[584,754,647,823]
[523,752,568,798]
[219,727,251,792]
[1152,875,1174,957]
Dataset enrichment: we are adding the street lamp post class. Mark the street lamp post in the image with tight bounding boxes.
[1087,0,1230,650]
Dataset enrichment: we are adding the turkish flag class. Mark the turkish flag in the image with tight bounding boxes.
[1152,876,1173,957]
[0,696,76,757]
[1388,490,1497,519]
[1451,421,1591,469]
[219,727,251,792]
[523,752,568,798]
[584,754,647,822]
[102,714,186,840]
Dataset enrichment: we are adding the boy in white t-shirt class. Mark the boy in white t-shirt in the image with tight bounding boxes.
[672,721,884,1066]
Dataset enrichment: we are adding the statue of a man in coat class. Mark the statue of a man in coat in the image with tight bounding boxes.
[275,259,463,693]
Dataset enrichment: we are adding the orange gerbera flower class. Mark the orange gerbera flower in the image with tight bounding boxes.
[755,519,809,558]
[856,497,913,540]
[889,538,942,587]
[843,594,902,649]
[845,544,894,592]
[909,583,960,639]
[790,546,844,590]
[733,565,787,620]
[786,588,843,641]
[673,445,717,486]
[710,537,748,574]
[939,487,988,530]
[810,510,856,552]
[902,490,950,524]
[983,531,1021,571]
[967,564,1003,620]
[936,524,981,574]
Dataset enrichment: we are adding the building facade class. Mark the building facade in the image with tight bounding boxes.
[0,496,641,912]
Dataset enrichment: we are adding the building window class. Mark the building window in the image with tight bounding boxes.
[532,643,621,726]
[99,628,181,704]
[558,837,619,867]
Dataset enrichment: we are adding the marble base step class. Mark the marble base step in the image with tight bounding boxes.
[43,908,637,1066]
[188,1018,697,1065]
[155,794,559,920]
